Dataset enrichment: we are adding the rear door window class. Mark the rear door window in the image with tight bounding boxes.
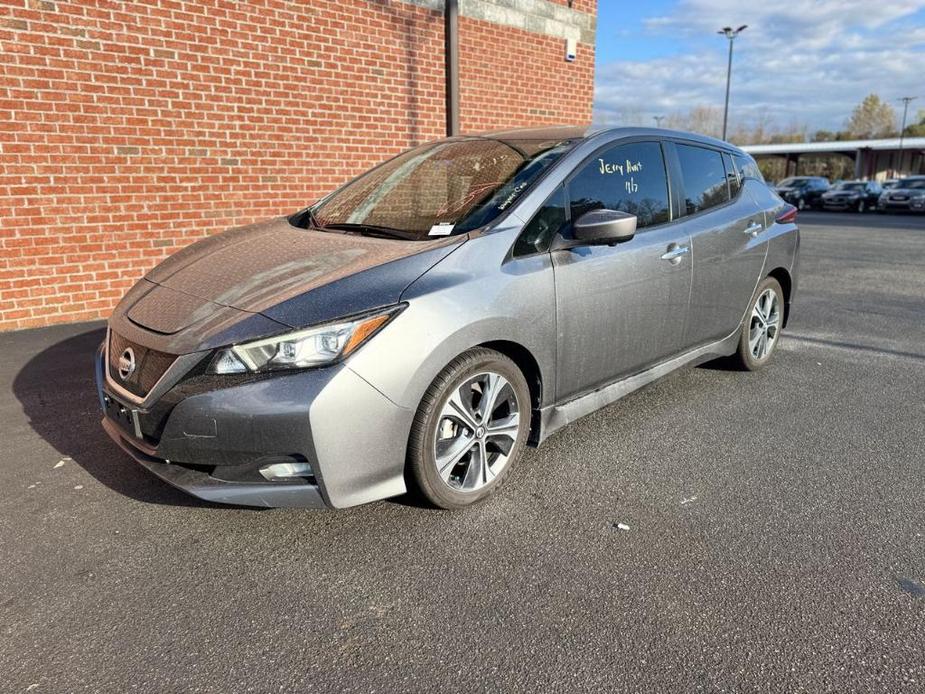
[566,141,671,229]
[676,143,730,214]
[723,152,741,198]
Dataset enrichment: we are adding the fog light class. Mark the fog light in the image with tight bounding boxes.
[259,461,315,482]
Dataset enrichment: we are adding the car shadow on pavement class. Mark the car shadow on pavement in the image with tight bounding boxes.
[12,326,227,508]
[696,355,742,371]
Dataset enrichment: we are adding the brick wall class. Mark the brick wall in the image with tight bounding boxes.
[0,0,596,331]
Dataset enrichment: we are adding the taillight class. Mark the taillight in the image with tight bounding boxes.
[776,204,798,224]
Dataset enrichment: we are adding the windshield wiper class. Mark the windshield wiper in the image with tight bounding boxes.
[321,223,420,241]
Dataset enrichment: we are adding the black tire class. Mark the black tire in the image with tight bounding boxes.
[730,276,785,371]
[407,348,531,509]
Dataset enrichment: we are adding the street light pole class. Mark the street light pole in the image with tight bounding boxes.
[653,115,665,128]
[897,96,917,176]
[718,25,747,141]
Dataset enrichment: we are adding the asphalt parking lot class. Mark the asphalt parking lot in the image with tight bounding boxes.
[2,211,924,693]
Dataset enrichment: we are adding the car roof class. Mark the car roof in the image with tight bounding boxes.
[471,125,747,156]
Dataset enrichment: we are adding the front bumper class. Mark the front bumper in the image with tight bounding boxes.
[102,417,328,507]
[822,198,859,209]
[95,343,414,508]
[879,198,925,211]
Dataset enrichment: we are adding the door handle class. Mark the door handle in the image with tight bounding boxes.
[660,245,690,263]
[744,221,763,236]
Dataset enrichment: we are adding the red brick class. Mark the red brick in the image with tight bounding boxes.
[0,0,596,331]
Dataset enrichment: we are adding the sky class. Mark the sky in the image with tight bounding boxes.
[592,0,925,136]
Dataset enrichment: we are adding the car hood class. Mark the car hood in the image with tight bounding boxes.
[112,217,464,353]
[886,188,924,195]
[776,186,806,193]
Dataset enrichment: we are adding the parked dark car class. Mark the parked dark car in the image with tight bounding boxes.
[775,176,830,210]
[878,176,925,212]
[821,180,882,212]
[95,126,800,510]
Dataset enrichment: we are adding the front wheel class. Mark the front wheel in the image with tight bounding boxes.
[407,348,531,509]
[731,277,784,371]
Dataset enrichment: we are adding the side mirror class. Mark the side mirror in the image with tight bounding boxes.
[573,209,637,245]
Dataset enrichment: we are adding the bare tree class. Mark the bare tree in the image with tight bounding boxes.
[665,106,723,139]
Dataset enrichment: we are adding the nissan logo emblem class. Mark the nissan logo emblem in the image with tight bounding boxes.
[118,347,136,380]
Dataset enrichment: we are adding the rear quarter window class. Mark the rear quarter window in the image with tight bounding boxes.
[733,153,765,183]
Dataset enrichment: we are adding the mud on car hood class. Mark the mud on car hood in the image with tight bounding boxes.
[113,217,463,354]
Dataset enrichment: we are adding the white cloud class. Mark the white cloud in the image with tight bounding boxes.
[593,0,925,137]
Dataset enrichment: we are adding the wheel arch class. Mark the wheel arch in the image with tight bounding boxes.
[478,339,543,446]
[766,266,792,327]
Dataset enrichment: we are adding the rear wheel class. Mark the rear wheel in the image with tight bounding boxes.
[407,348,530,509]
[731,277,784,371]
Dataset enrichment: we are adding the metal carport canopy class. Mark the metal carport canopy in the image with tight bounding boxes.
[741,137,925,155]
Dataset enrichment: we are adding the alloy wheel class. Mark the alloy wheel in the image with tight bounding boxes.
[433,371,521,492]
[748,288,781,360]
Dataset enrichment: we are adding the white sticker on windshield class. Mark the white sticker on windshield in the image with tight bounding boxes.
[428,223,455,236]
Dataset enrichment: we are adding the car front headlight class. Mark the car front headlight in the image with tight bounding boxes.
[208,306,404,374]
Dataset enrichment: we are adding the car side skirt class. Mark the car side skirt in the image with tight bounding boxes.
[535,330,740,445]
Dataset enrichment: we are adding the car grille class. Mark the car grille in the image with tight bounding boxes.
[107,331,177,399]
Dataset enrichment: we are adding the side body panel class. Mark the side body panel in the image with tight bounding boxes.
[551,223,693,401]
[683,178,769,346]
[752,181,801,317]
[347,219,559,415]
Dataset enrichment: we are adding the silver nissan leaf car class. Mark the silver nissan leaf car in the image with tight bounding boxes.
[96,126,799,509]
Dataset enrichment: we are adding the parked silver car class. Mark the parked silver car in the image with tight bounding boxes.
[878,176,925,212]
[96,127,800,509]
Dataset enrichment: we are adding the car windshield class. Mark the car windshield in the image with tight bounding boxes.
[899,178,925,190]
[779,177,811,187]
[305,138,576,239]
[836,182,865,191]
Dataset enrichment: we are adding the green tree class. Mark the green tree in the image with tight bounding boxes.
[845,94,897,139]
[903,109,925,137]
